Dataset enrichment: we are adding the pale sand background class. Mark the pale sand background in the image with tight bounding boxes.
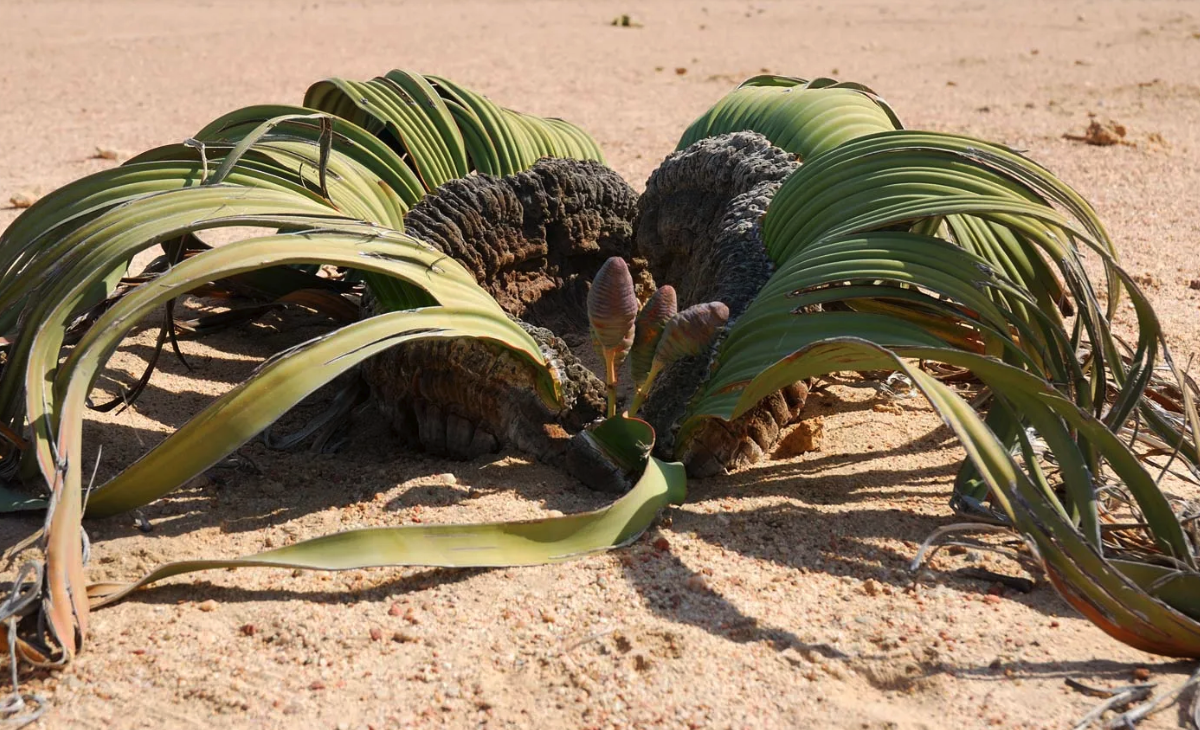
[2,1,1200,728]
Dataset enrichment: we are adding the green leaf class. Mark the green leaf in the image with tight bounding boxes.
[677,78,900,161]
[692,338,1200,657]
[0,66,612,671]
[575,413,657,476]
[87,456,686,607]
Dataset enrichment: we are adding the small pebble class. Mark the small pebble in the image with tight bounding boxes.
[197,599,218,612]
[388,602,404,617]
[8,192,37,208]
[1133,667,1151,681]
[239,624,256,636]
[369,627,383,641]
[652,536,670,552]
[862,579,880,597]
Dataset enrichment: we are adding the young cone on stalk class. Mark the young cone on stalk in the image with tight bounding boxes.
[630,285,678,389]
[629,301,729,415]
[577,261,728,491]
[586,258,729,418]
[587,256,639,416]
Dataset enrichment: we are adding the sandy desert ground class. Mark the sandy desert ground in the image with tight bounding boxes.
[2,0,1200,728]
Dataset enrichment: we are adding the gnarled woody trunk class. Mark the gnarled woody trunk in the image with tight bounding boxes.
[361,134,809,482]
[633,132,809,476]
[361,158,635,464]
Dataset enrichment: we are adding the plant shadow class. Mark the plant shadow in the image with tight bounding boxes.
[0,312,1103,679]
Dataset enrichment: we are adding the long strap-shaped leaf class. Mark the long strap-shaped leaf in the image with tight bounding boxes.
[85,456,685,607]
[0,68,616,670]
[731,128,1195,491]
[676,78,900,161]
[134,115,415,229]
[0,111,417,292]
[45,234,553,515]
[191,104,427,208]
[0,162,319,327]
[728,342,1187,563]
[304,76,465,190]
[25,243,542,662]
[426,74,605,176]
[40,292,670,658]
[698,232,1042,401]
[1,186,352,426]
[693,338,1200,657]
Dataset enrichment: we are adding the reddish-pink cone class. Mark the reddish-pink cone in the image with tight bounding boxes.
[630,285,678,388]
[587,257,639,369]
[653,301,730,369]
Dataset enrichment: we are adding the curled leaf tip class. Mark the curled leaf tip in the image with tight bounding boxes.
[588,257,638,363]
[653,301,729,368]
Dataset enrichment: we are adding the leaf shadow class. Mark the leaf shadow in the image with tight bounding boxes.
[123,566,492,607]
[6,314,1091,674]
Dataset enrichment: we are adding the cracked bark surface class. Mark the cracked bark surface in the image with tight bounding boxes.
[634,132,811,476]
[363,137,810,483]
[361,158,637,465]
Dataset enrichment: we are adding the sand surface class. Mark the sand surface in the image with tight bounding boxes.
[2,1,1200,728]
